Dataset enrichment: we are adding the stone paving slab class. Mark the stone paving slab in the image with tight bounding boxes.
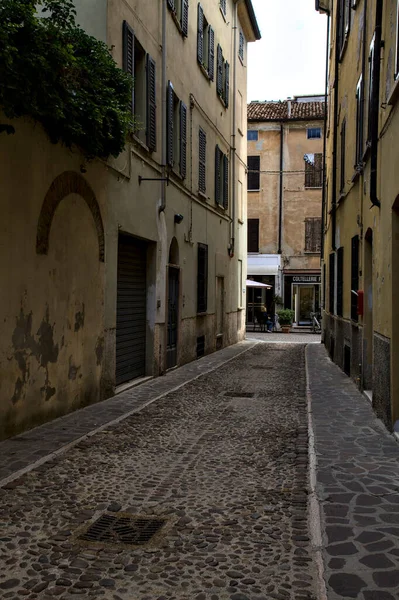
[0,343,317,600]
[0,341,257,485]
[307,344,399,600]
[246,332,321,344]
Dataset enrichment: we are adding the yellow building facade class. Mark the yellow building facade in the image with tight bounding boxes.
[0,0,260,439]
[317,0,399,430]
[247,98,325,326]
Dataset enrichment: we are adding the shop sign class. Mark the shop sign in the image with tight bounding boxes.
[292,275,321,283]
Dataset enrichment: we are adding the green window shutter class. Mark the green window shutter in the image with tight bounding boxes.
[208,26,215,80]
[224,61,229,107]
[167,0,175,10]
[180,101,187,178]
[215,145,221,204]
[223,153,229,209]
[216,45,223,97]
[181,0,189,36]
[122,21,134,113]
[146,55,157,151]
[197,243,208,313]
[239,31,244,60]
[167,81,174,166]
[199,127,207,193]
[197,3,204,64]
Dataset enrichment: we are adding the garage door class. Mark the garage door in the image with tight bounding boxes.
[116,235,147,385]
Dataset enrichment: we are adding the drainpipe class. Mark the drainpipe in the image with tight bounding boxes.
[321,11,330,262]
[229,1,238,257]
[370,0,383,209]
[159,0,167,213]
[331,0,341,251]
[278,122,283,254]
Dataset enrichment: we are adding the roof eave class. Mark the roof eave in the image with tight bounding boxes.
[244,0,261,40]
[248,116,326,123]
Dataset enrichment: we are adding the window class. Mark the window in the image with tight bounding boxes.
[238,179,243,222]
[337,247,344,317]
[307,127,322,139]
[355,75,364,165]
[247,219,259,253]
[197,4,215,80]
[220,0,226,16]
[247,156,260,190]
[305,218,322,253]
[197,243,208,313]
[338,0,351,56]
[237,90,243,133]
[123,21,156,151]
[198,127,206,194]
[216,45,229,107]
[340,119,346,193]
[329,253,335,315]
[167,81,187,178]
[395,1,399,79]
[304,153,323,188]
[351,235,359,321]
[215,145,229,208]
[167,0,189,36]
[367,35,376,144]
[247,130,259,141]
[239,31,244,61]
[238,259,243,308]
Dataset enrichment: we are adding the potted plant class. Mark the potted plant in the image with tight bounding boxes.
[277,309,295,333]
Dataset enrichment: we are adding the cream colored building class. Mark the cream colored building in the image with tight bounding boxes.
[0,0,260,439]
[316,0,399,431]
[246,97,325,326]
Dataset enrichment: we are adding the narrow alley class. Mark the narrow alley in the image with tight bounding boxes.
[1,339,398,600]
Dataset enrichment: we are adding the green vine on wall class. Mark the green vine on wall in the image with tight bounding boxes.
[0,0,133,159]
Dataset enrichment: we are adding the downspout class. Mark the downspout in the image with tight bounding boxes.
[331,0,340,251]
[370,0,383,208]
[278,122,283,254]
[321,11,330,263]
[159,0,167,213]
[229,1,238,257]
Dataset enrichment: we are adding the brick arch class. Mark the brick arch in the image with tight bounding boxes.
[36,171,104,262]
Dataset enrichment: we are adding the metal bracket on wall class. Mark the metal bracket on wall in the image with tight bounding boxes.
[138,175,169,186]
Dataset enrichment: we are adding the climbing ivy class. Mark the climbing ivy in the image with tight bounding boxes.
[0,0,133,159]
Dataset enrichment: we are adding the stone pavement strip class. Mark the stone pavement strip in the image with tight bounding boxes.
[307,344,399,600]
[0,342,317,600]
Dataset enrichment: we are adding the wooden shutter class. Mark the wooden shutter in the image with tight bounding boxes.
[337,247,344,317]
[197,243,208,313]
[180,101,187,179]
[314,153,323,187]
[305,218,313,252]
[223,153,229,209]
[167,0,175,9]
[122,21,134,113]
[199,128,207,193]
[239,31,244,60]
[220,0,226,15]
[340,120,346,192]
[208,26,215,80]
[247,156,260,190]
[197,3,204,64]
[247,219,259,253]
[351,235,359,321]
[224,61,229,107]
[329,252,335,315]
[167,80,174,167]
[182,0,189,36]
[146,55,157,151]
[215,144,221,203]
[305,217,321,253]
[216,45,223,97]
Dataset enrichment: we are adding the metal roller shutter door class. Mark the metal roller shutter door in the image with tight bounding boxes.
[116,235,147,385]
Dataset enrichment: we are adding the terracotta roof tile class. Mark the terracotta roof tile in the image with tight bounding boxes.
[247,100,325,121]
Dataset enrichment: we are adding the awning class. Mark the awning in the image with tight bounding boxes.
[247,254,281,276]
[246,279,272,288]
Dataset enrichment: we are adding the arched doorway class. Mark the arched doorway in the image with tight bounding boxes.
[167,238,180,370]
[363,228,373,396]
[392,199,399,426]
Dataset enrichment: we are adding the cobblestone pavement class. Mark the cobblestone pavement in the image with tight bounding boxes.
[246,332,321,344]
[0,344,317,600]
[307,344,399,600]
[0,341,257,484]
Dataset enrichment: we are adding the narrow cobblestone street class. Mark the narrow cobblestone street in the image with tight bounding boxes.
[0,340,399,600]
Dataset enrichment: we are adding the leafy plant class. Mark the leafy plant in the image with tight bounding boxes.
[273,294,283,306]
[277,309,295,326]
[0,0,133,159]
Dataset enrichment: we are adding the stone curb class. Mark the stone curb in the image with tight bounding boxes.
[0,340,259,489]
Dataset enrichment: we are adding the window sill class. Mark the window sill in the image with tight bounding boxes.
[198,190,208,201]
[238,55,244,66]
[387,76,399,106]
[216,202,226,212]
[304,186,323,190]
[170,9,187,38]
[238,128,244,137]
[132,134,150,153]
[217,93,228,109]
[198,62,212,82]
[197,312,207,317]
[248,189,260,192]
[219,5,227,21]
[237,219,244,225]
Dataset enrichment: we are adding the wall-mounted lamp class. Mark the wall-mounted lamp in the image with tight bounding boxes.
[174,214,184,224]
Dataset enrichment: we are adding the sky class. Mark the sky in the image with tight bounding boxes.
[247,0,328,102]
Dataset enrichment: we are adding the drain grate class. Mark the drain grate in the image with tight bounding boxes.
[225,391,255,398]
[79,513,166,546]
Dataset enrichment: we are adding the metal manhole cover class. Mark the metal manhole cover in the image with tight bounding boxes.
[78,513,166,547]
[225,391,255,398]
